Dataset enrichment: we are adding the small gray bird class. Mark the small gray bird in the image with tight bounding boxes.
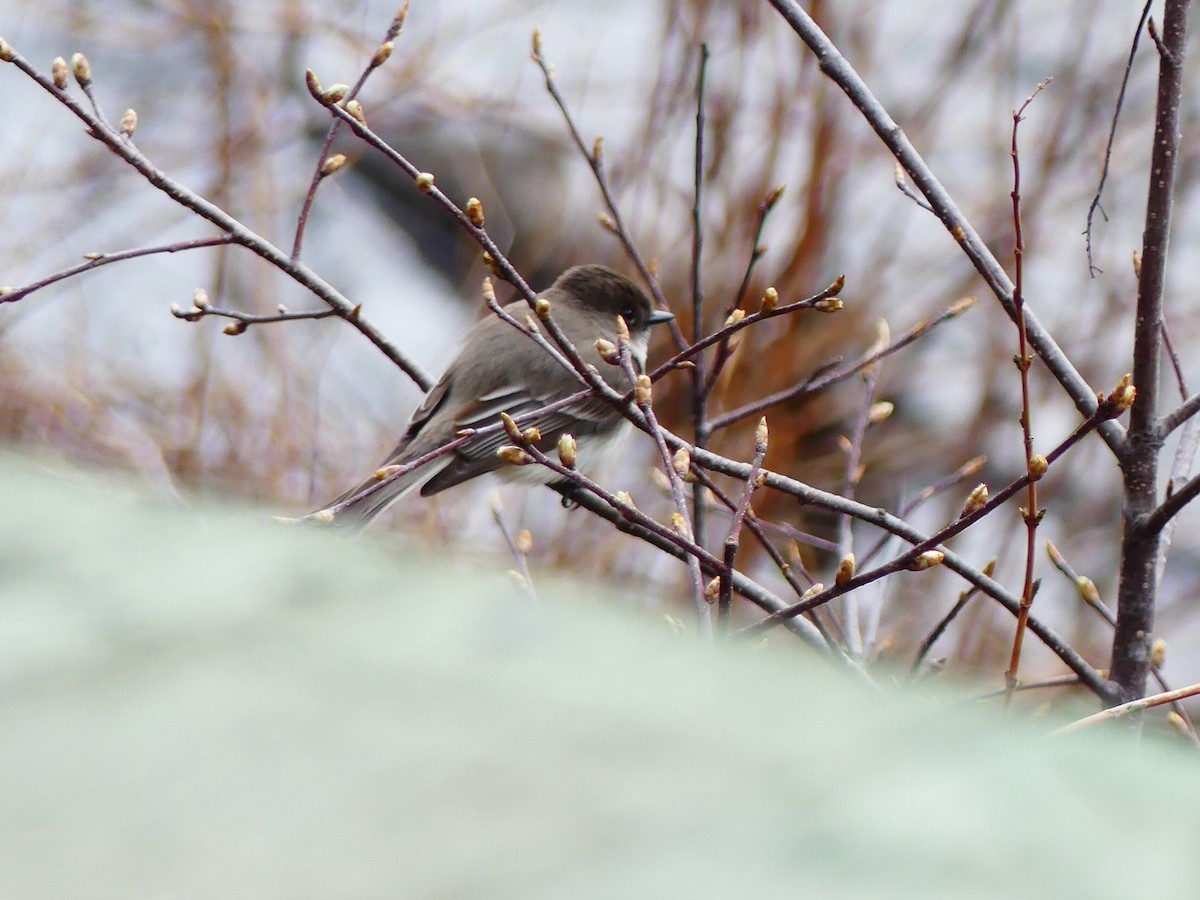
[303,264,674,529]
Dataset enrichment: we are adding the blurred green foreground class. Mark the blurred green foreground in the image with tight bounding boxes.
[0,456,1196,899]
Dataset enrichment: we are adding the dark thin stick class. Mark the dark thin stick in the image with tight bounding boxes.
[690,43,711,567]
[908,580,987,679]
[1085,1,1153,276]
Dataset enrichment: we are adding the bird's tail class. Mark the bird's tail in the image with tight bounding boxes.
[278,454,444,533]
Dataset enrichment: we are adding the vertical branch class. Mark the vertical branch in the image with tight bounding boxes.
[834,324,885,658]
[719,418,769,632]
[618,337,712,640]
[1003,79,1051,704]
[691,43,711,556]
[1111,2,1192,706]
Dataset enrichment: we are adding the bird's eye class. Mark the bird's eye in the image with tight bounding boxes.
[620,307,637,325]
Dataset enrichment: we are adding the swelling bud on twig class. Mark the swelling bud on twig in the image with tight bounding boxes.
[814,298,843,313]
[372,41,394,66]
[557,433,577,468]
[595,337,619,364]
[704,577,721,600]
[531,27,543,60]
[480,277,496,304]
[482,252,499,276]
[1076,576,1101,608]
[755,416,769,451]
[345,99,366,125]
[192,288,211,310]
[614,491,636,514]
[516,529,533,555]
[597,211,616,232]
[305,69,323,100]
[497,445,532,466]
[320,154,347,176]
[415,172,435,193]
[1028,454,1048,480]
[1104,373,1136,414]
[909,550,945,571]
[0,38,14,63]
[671,512,689,535]
[760,287,778,312]
[120,108,138,136]
[71,52,91,84]
[51,56,68,88]
[499,412,522,441]
[961,483,989,518]
[535,297,551,320]
[635,374,652,406]
[1151,638,1166,669]
[826,274,846,296]
[672,447,691,481]
[799,583,825,603]
[322,83,350,104]
[724,309,746,327]
[867,401,893,425]
[615,312,630,342]
[592,135,604,161]
[764,183,786,209]
[465,197,485,227]
[223,320,247,336]
[835,553,856,585]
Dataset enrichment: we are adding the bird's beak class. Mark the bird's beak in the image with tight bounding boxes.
[648,309,675,326]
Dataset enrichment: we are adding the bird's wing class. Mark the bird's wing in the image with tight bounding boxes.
[420,384,617,495]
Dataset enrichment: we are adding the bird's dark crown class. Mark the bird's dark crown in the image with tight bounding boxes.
[550,264,656,331]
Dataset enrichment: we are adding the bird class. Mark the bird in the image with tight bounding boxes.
[298,264,675,530]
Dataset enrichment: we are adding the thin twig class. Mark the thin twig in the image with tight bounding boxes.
[707,294,970,432]
[704,185,785,398]
[292,4,409,260]
[0,235,238,305]
[907,575,989,680]
[530,32,688,352]
[1004,78,1052,705]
